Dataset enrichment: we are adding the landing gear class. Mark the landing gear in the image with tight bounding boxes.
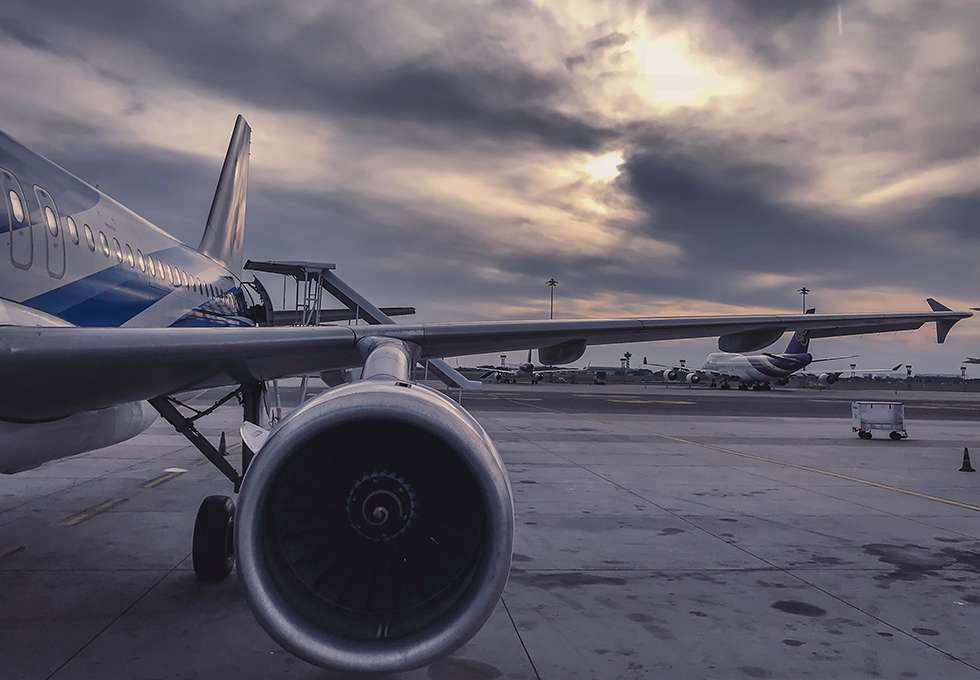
[193,495,236,581]
[720,382,731,390]
[737,383,749,391]
[150,381,270,583]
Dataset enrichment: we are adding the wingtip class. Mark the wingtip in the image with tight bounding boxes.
[926,298,952,312]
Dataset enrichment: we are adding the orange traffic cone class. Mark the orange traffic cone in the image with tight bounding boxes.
[959,447,975,472]
[218,431,227,457]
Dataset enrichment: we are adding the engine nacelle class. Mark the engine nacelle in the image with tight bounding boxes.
[686,373,701,384]
[236,380,514,673]
[666,369,681,381]
[777,377,790,386]
[823,372,839,384]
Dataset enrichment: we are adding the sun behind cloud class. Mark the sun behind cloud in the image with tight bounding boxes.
[585,152,624,180]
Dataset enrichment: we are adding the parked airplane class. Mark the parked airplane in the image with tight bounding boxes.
[476,350,564,382]
[0,116,970,674]
[646,327,900,390]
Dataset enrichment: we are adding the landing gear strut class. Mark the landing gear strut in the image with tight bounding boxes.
[150,380,269,582]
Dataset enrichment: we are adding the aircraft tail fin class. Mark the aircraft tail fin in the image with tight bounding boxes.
[198,115,250,277]
[784,308,815,353]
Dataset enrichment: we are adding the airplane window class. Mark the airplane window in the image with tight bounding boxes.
[146,254,155,277]
[66,216,79,244]
[99,231,110,257]
[125,244,135,267]
[180,270,188,287]
[44,206,58,236]
[167,264,175,285]
[84,224,95,251]
[8,190,24,223]
[136,249,145,272]
[112,238,123,262]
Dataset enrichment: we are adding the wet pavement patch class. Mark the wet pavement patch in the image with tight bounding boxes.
[737,666,773,678]
[911,627,940,636]
[511,572,628,589]
[782,639,804,646]
[427,657,502,680]
[659,527,685,536]
[771,600,827,617]
[862,543,980,584]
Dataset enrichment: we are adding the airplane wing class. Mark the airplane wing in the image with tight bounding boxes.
[0,307,969,420]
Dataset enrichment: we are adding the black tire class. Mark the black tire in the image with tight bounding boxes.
[889,431,903,441]
[193,495,235,581]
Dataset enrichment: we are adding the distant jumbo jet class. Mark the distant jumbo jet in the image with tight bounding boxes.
[646,310,913,390]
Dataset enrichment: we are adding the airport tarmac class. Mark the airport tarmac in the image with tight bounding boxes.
[3,382,980,679]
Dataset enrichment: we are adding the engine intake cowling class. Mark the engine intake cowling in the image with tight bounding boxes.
[236,380,514,673]
[686,373,701,384]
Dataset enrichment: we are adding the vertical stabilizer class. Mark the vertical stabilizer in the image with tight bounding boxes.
[784,308,815,354]
[198,115,250,276]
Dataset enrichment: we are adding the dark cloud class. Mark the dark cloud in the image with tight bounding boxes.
[2,1,613,152]
[0,15,55,51]
[654,0,839,69]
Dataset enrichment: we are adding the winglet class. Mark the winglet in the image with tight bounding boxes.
[199,115,250,277]
[927,298,957,343]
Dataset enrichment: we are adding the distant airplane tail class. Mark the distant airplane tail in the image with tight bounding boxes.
[198,115,250,277]
[783,308,815,354]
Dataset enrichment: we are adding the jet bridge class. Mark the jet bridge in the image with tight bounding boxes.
[244,260,481,391]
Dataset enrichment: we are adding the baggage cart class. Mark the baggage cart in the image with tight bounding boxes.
[851,401,907,440]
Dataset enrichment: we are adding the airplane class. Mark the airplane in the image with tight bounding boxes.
[476,350,565,383]
[646,311,906,390]
[0,115,970,674]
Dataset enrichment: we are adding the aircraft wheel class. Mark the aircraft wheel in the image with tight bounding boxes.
[738,383,749,391]
[720,383,731,390]
[193,495,236,581]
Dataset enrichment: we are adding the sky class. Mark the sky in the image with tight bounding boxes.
[1,0,979,373]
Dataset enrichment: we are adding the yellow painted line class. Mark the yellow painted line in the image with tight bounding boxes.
[61,498,127,526]
[509,397,544,401]
[0,546,24,560]
[608,398,655,404]
[142,468,187,488]
[657,433,980,513]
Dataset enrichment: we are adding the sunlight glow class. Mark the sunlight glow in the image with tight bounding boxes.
[632,36,741,107]
[585,152,624,180]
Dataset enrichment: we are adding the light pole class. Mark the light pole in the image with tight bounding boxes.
[798,286,810,313]
[546,278,558,319]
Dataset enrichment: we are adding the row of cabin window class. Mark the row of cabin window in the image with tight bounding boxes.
[8,188,227,299]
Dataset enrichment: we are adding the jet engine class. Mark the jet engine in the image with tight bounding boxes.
[686,373,701,384]
[818,372,839,384]
[235,380,514,674]
[666,369,681,381]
